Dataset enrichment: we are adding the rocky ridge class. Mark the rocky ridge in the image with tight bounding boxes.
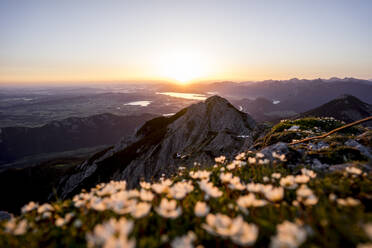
[297,94,372,126]
[56,96,257,198]
[0,113,156,165]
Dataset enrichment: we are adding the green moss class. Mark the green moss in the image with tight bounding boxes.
[271,117,362,134]
[308,146,367,164]
[263,131,304,146]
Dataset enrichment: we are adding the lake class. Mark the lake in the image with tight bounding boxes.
[123,101,152,107]
[156,92,207,101]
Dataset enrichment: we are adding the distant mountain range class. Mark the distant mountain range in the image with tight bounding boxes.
[163,77,372,106]
[0,113,156,165]
[231,94,372,124]
[158,77,372,122]
[222,78,372,111]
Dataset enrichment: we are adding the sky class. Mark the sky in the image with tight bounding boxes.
[0,0,371,84]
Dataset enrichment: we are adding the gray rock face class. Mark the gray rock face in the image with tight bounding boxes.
[259,142,290,160]
[311,158,329,171]
[56,96,257,199]
[308,141,329,151]
[345,139,372,160]
[0,211,11,221]
[258,142,303,167]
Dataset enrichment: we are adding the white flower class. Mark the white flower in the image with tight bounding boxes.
[202,214,258,246]
[248,157,257,164]
[337,197,361,207]
[264,187,284,202]
[21,201,38,214]
[220,172,233,183]
[271,173,281,179]
[55,218,65,227]
[228,177,246,191]
[256,152,265,158]
[127,189,140,198]
[296,185,318,206]
[303,194,318,206]
[37,203,54,214]
[231,221,259,246]
[296,185,313,198]
[363,223,372,240]
[189,170,211,180]
[280,175,298,189]
[86,217,135,248]
[194,201,210,217]
[155,198,182,219]
[131,202,151,218]
[198,180,223,198]
[171,231,196,248]
[247,183,265,193]
[237,194,267,213]
[329,193,337,201]
[152,179,172,194]
[227,163,236,170]
[294,174,310,184]
[140,181,151,190]
[235,152,246,160]
[89,196,107,211]
[270,221,307,248]
[110,197,138,215]
[104,235,136,248]
[345,166,362,175]
[301,168,317,178]
[272,152,287,162]
[140,189,154,201]
[203,214,243,237]
[96,181,126,196]
[73,193,90,208]
[169,181,194,200]
[215,156,226,163]
[4,219,28,235]
[42,212,52,219]
[259,159,270,165]
[55,213,75,227]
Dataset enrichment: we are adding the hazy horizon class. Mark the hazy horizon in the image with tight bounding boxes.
[1,76,372,88]
[1,0,372,84]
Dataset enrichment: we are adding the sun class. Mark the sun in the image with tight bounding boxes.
[156,50,208,84]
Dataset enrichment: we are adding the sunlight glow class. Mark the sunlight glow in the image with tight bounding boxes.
[156,50,209,84]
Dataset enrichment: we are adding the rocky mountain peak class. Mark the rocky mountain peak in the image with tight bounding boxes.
[204,94,230,105]
[336,94,367,105]
[298,95,372,125]
[55,96,258,198]
[170,95,255,135]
